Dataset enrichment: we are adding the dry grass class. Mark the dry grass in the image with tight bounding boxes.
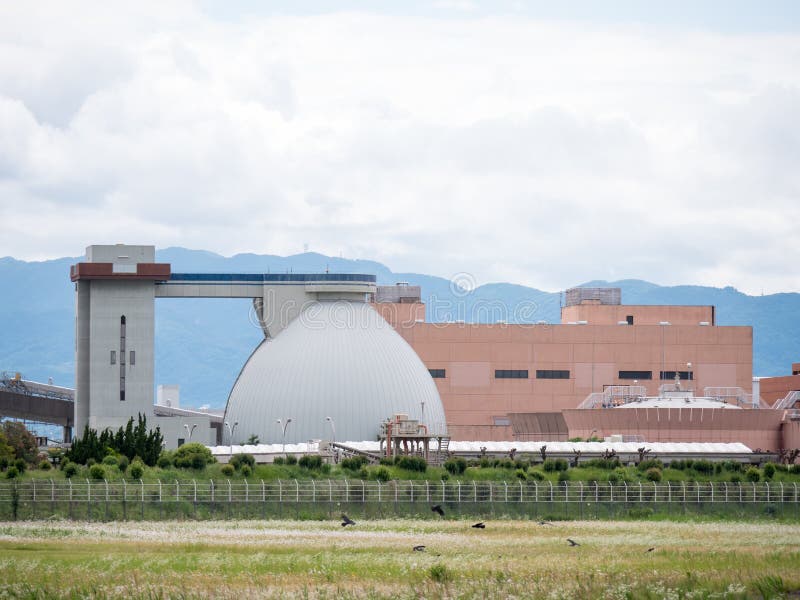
[1,519,798,598]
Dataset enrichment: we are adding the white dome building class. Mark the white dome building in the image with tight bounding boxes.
[223,301,447,444]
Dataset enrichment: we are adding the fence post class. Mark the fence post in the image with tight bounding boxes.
[377,480,381,503]
[176,480,179,503]
[159,480,163,503]
[32,479,36,503]
[262,480,266,503]
[766,482,770,503]
[723,482,728,503]
[409,480,414,504]
[519,480,523,504]
[549,480,553,503]
[623,481,628,503]
[328,479,332,503]
[472,481,477,503]
[504,481,508,503]
[360,480,365,505]
[310,480,314,504]
[425,480,430,503]
[457,480,461,505]
[210,479,215,503]
[193,479,197,503]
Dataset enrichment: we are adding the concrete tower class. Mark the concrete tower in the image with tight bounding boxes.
[72,245,169,436]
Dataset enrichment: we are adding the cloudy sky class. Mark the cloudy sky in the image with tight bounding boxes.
[1,1,799,294]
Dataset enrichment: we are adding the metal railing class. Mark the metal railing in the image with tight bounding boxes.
[0,479,798,521]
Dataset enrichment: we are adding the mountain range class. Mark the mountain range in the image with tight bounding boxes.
[1,247,797,410]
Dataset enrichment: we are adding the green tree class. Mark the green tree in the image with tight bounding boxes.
[2,421,38,463]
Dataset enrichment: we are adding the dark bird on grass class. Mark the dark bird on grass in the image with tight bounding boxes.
[431,504,445,517]
[341,514,356,527]
[646,547,655,553]
[472,522,485,529]
[537,520,552,526]
[567,538,580,547]
[413,545,426,552]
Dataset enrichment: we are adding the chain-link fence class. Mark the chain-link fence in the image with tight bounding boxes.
[0,479,798,521]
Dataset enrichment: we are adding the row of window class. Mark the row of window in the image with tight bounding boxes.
[428,369,571,380]
[110,350,136,366]
[618,370,694,381]
[428,368,693,381]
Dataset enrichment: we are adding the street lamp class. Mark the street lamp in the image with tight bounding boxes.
[276,418,292,456]
[224,420,239,457]
[325,416,336,444]
[183,423,197,444]
[687,362,693,390]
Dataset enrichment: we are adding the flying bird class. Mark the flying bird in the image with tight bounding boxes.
[472,522,486,529]
[341,514,356,527]
[413,545,426,552]
[566,538,580,547]
[431,504,445,517]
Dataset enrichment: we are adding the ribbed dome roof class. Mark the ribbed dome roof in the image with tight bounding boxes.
[223,301,446,444]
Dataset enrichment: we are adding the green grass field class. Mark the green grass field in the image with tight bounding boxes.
[1,519,798,599]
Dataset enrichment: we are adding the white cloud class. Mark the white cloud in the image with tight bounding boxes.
[0,4,798,294]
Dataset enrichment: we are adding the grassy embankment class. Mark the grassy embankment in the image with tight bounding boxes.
[0,519,798,599]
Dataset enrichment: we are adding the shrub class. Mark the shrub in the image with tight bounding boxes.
[129,461,144,480]
[157,454,172,469]
[395,456,427,472]
[607,472,619,483]
[557,471,570,482]
[443,457,467,476]
[440,471,449,481]
[729,474,742,483]
[63,462,78,478]
[763,463,776,479]
[117,456,129,473]
[479,457,491,469]
[230,453,256,471]
[515,469,527,480]
[645,467,662,482]
[499,459,516,470]
[172,442,215,469]
[273,457,285,465]
[86,458,96,467]
[102,455,118,466]
[285,455,298,465]
[514,459,529,471]
[370,466,391,482]
[320,463,331,475]
[379,457,394,466]
[543,458,568,472]
[745,467,761,482]
[341,456,368,471]
[6,466,19,479]
[13,458,27,473]
[691,460,714,475]
[220,464,234,477]
[298,455,323,470]
[721,460,742,472]
[0,456,8,471]
[583,458,621,470]
[89,464,105,480]
[38,459,52,470]
[637,459,663,472]
[241,465,252,477]
[528,470,545,481]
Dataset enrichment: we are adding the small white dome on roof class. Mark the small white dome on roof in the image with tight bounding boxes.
[223,301,446,444]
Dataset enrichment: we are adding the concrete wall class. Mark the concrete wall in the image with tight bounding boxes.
[563,408,784,450]
[561,304,714,326]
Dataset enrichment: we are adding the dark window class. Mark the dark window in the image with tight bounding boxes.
[110,351,116,365]
[130,350,135,366]
[619,370,652,380]
[496,369,529,379]
[177,438,185,447]
[428,369,446,378]
[626,315,634,325]
[536,370,570,379]
[120,316,126,401]
[660,371,693,380]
